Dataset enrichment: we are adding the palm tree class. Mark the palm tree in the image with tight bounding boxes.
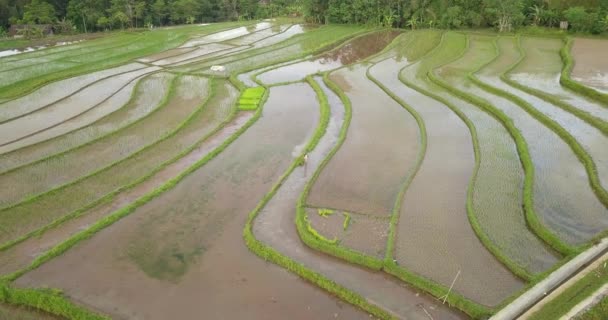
[529,5,543,26]
[407,16,418,30]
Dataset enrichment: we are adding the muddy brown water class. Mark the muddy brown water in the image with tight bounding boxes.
[384,59,524,306]
[0,65,160,146]
[253,77,468,320]
[0,76,205,209]
[0,112,253,277]
[0,63,144,123]
[436,35,559,274]
[257,30,401,85]
[479,37,608,244]
[571,38,608,93]
[15,83,370,320]
[0,73,175,172]
[308,64,419,217]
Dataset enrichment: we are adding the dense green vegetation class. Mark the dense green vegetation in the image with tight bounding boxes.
[1,0,607,37]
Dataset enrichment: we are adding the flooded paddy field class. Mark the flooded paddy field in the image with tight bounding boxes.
[484,37,608,244]
[308,64,419,217]
[571,38,608,93]
[0,73,175,171]
[437,35,559,275]
[0,75,205,208]
[391,32,524,306]
[2,23,608,320]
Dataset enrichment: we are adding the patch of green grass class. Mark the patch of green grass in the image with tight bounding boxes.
[342,213,351,231]
[0,281,107,320]
[317,208,334,217]
[305,214,338,244]
[576,295,608,320]
[237,86,265,110]
[528,259,608,320]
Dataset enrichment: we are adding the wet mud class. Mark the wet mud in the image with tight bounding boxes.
[0,112,253,277]
[382,57,524,306]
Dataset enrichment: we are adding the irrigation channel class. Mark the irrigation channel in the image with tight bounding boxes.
[1,22,608,320]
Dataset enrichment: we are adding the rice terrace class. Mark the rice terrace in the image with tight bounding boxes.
[1,0,608,319]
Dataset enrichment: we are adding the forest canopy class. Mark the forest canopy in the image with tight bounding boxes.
[0,0,607,34]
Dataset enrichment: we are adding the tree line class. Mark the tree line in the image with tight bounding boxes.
[0,0,607,36]
[0,0,301,32]
[303,0,608,33]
